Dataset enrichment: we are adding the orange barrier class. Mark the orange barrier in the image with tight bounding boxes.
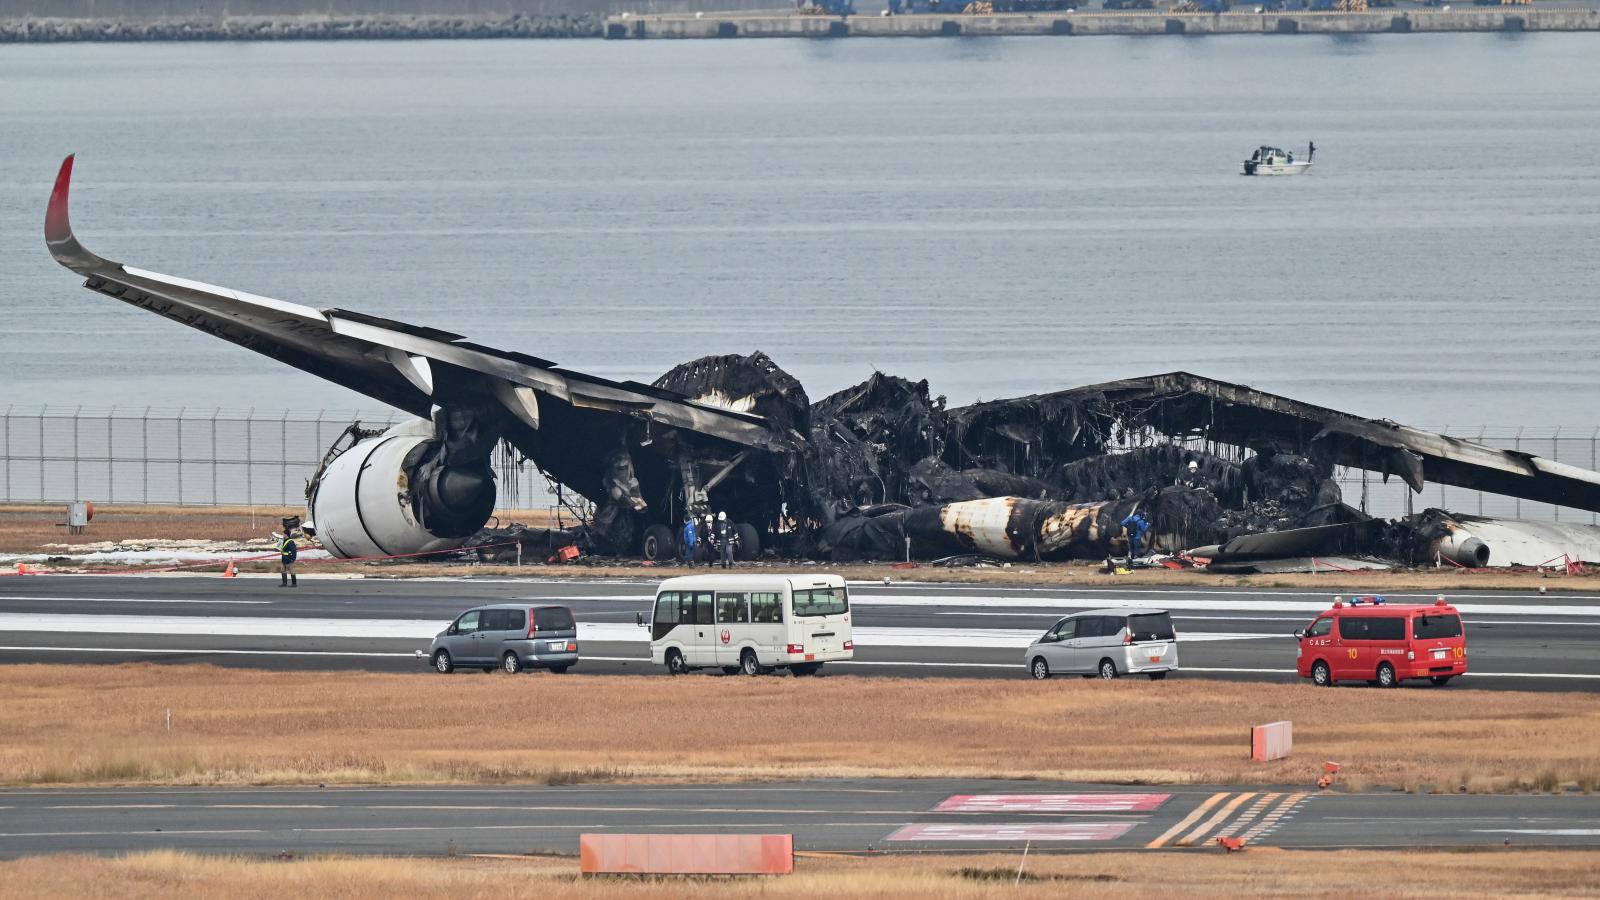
[579,834,793,875]
[1250,721,1292,762]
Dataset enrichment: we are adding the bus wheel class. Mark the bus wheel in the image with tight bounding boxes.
[1430,675,1453,686]
[640,525,676,562]
[1312,661,1332,687]
[1030,657,1050,680]
[791,663,820,677]
[1097,658,1118,680]
[501,652,522,674]
[1377,662,1398,688]
[740,650,762,677]
[432,650,454,674]
[721,666,740,676]
[666,650,688,675]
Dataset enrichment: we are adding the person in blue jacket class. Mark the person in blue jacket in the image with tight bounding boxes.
[680,515,698,568]
[1120,510,1150,559]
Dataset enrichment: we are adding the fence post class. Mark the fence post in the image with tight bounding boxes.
[142,406,150,503]
[1475,426,1486,516]
[37,405,46,502]
[107,406,116,503]
[246,408,255,508]
[72,406,81,502]
[176,407,185,507]
[314,411,326,499]
[1439,424,1448,509]
[280,410,289,507]
[1513,427,1523,519]
[1553,427,1561,521]
[3,405,10,502]
[211,407,221,507]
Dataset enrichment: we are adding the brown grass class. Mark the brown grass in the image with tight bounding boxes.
[5,501,1597,591]
[3,850,1599,899]
[2,665,1598,790]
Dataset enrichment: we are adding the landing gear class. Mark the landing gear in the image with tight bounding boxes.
[640,524,676,562]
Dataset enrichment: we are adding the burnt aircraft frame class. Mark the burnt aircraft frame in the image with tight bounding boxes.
[44,156,1600,562]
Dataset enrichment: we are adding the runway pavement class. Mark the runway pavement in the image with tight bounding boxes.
[2,575,1599,688]
[1,780,1596,858]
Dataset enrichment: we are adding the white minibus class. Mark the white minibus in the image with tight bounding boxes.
[644,573,853,676]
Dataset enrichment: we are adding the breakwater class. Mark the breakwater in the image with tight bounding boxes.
[604,7,1600,38]
[0,0,782,40]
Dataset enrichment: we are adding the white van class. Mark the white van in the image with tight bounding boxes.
[645,573,854,676]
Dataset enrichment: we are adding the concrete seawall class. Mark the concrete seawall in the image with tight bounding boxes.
[0,0,785,40]
[4,0,1595,39]
[604,7,1600,38]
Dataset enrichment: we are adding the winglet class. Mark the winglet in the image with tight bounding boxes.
[45,154,112,273]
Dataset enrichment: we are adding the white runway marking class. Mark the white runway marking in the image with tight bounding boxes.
[1475,829,1600,836]
[0,596,269,605]
[0,615,1277,647]
[0,645,417,658]
[13,589,1600,618]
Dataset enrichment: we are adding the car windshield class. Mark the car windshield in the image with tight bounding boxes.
[1128,613,1175,641]
[793,587,848,617]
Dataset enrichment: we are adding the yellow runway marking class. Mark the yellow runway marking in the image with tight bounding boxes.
[1144,792,1229,849]
[1215,792,1280,839]
[1176,791,1257,846]
[1242,792,1310,843]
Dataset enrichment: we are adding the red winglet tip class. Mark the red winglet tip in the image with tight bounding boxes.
[46,154,76,244]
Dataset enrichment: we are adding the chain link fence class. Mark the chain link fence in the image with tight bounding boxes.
[0,406,1595,525]
[0,406,553,510]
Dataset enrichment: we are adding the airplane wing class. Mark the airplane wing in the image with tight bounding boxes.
[44,155,791,453]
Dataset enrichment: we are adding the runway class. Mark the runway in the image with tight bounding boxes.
[2,575,1599,688]
[1,780,1596,858]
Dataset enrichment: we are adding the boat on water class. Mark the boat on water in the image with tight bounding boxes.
[1241,145,1313,176]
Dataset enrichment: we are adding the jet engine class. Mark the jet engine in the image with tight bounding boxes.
[306,417,497,560]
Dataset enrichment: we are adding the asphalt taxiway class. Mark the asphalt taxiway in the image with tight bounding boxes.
[2,780,1596,858]
[2,575,1598,688]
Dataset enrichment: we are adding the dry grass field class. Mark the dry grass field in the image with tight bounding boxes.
[4,849,1599,899]
[2,665,1596,791]
[0,504,303,553]
[4,502,1595,592]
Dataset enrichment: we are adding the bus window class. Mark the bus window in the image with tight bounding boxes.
[794,587,848,617]
[750,592,781,623]
[652,591,680,640]
[692,592,714,625]
[717,592,749,624]
[653,592,680,625]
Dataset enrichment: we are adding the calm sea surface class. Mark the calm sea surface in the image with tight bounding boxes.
[1,35,1597,426]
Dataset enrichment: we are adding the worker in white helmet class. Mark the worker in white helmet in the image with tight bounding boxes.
[716,511,734,569]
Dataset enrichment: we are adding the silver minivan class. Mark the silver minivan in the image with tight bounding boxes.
[425,604,579,674]
[1025,608,1178,681]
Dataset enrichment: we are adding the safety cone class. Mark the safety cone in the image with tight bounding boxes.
[223,560,237,578]
[15,563,30,575]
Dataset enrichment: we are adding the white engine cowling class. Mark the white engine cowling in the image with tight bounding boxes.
[308,419,494,560]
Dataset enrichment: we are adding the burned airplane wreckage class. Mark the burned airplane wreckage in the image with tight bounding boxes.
[46,156,1600,570]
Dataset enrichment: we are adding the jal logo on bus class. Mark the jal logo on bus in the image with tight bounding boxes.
[720,629,731,645]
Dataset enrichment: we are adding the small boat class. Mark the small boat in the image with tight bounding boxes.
[1240,145,1312,176]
